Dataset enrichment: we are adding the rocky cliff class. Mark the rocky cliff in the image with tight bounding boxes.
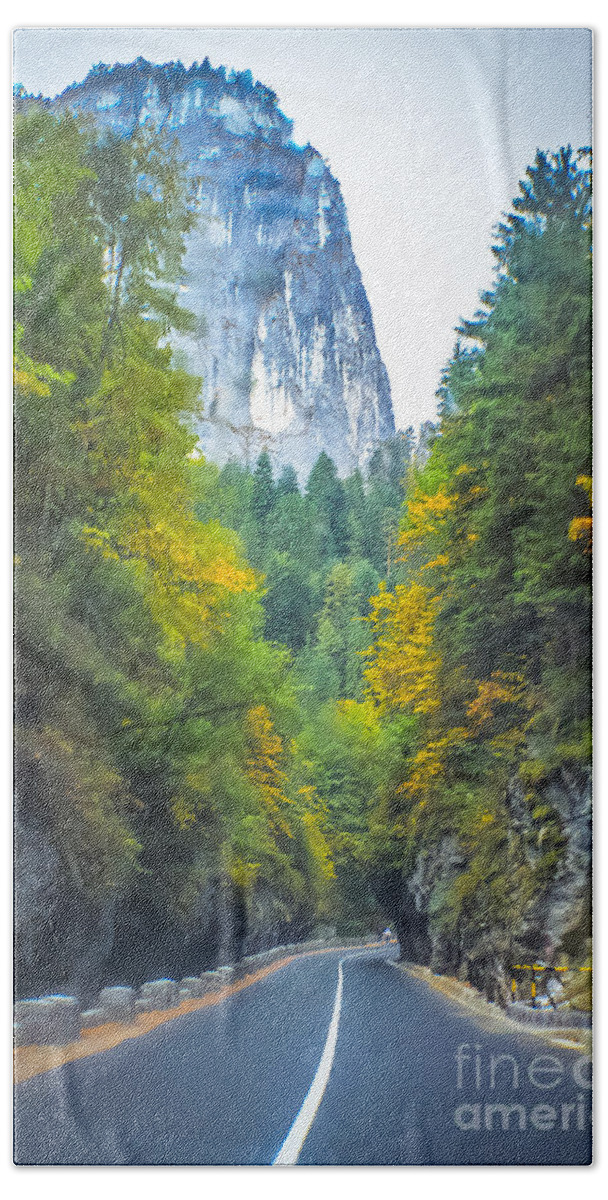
[390,765,591,1004]
[56,58,395,478]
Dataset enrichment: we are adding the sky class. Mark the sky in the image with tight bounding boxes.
[13,26,592,431]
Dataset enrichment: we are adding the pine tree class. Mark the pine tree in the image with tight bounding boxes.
[306,452,348,559]
[275,463,300,498]
[251,449,275,525]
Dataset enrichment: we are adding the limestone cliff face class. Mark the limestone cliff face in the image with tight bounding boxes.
[57,59,395,477]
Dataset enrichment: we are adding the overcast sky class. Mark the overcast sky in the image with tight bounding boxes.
[13,26,592,430]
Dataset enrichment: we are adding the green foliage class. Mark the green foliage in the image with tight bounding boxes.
[293,700,410,932]
[251,449,275,526]
[262,552,317,650]
[306,451,349,559]
[16,102,588,992]
[361,146,592,970]
[13,104,347,990]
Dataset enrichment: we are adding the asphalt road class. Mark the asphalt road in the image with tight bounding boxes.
[14,946,592,1165]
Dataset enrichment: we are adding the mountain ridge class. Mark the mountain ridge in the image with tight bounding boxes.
[51,58,395,477]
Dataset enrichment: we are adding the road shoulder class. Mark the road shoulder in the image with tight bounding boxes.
[392,961,591,1053]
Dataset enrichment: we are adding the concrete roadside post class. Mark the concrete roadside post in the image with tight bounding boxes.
[14,996,81,1047]
[136,979,179,1012]
[99,986,136,1023]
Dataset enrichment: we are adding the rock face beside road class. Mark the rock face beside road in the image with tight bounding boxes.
[56,58,394,478]
[392,766,592,1004]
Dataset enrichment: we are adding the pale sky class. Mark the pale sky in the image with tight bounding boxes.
[13,27,592,430]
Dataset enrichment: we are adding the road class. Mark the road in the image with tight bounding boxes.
[14,946,592,1165]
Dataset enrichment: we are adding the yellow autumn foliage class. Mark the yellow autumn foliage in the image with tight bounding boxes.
[568,475,592,553]
[229,857,261,889]
[398,484,457,560]
[246,704,293,838]
[300,809,336,882]
[398,727,469,797]
[466,671,527,731]
[364,581,441,715]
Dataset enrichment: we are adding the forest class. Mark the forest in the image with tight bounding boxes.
[14,101,592,1004]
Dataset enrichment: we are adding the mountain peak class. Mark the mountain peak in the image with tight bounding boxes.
[56,58,395,477]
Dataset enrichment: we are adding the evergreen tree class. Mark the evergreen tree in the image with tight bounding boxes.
[306,451,349,559]
[275,463,300,498]
[251,449,275,525]
[262,552,317,650]
[343,470,369,560]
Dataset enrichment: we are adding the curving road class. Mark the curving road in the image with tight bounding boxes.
[14,946,592,1165]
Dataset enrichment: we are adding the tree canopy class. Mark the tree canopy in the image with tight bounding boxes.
[14,110,591,1000]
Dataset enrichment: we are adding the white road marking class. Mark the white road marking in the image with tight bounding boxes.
[272,957,347,1165]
